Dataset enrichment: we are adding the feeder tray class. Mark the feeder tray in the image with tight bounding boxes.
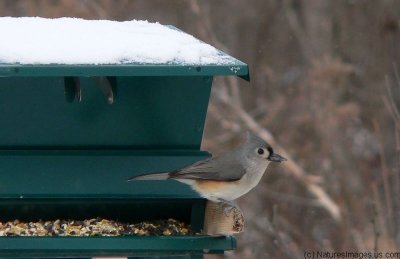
[0,218,193,237]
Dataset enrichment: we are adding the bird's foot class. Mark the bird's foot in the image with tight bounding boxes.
[223,206,234,217]
[218,200,237,217]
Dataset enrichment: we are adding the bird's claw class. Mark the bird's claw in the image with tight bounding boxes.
[223,206,234,217]
[218,200,237,217]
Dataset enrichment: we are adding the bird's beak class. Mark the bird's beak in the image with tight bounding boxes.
[268,153,287,162]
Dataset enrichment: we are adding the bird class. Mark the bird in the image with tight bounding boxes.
[127,132,286,204]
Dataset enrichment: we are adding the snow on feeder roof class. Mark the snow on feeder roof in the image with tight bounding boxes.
[0,17,237,65]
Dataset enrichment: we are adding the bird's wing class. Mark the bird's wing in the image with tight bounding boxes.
[169,155,246,181]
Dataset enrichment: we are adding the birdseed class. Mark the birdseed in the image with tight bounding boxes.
[0,218,193,237]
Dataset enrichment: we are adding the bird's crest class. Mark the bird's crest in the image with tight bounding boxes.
[245,131,269,148]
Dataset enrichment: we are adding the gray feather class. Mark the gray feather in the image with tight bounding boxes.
[127,172,169,181]
[169,153,247,181]
[127,133,269,182]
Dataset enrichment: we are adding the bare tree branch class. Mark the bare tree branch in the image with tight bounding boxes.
[385,76,400,121]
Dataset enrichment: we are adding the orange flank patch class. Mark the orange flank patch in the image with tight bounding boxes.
[193,179,240,191]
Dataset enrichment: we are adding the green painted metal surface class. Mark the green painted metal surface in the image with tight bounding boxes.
[0,236,235,258]
[0,64,249,80]
[0,76,212,149]
[0,152,207,198]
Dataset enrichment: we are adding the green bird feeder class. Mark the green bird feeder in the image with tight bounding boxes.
[0,17,249,258]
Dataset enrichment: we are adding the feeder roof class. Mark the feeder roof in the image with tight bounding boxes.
[0,17,248,79]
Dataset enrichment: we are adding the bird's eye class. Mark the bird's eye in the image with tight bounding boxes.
[257,148,264,155]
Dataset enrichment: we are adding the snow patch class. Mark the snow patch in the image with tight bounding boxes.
[0,17,233,65]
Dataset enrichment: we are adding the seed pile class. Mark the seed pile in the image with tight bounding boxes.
[0,218,193,237]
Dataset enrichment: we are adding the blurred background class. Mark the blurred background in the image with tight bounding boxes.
[1,0,399,258]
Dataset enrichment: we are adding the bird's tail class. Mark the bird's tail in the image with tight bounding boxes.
[127,172,170,181]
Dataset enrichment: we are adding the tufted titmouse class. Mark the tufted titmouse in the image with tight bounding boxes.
[127,132,286,202]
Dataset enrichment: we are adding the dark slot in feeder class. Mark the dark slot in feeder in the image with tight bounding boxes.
[0,19,249,258]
